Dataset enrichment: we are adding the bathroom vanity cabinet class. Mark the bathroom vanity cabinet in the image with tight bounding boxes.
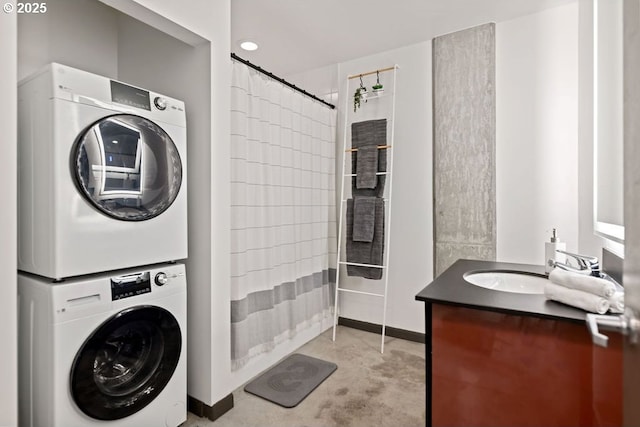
[416,259,622,427]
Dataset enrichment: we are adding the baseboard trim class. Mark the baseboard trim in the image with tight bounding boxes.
[187,393,234,422]
[338,317,425,344]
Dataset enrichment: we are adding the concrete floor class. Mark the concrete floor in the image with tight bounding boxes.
[182,326,426,427]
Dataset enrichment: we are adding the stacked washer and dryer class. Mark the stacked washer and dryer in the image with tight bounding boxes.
[17,63,189,427]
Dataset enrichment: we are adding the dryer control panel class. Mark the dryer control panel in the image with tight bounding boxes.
[110,80,151,111]
[111,272,151,300]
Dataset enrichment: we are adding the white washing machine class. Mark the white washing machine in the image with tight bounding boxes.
[18,63,188,280]
[18,263,187,427]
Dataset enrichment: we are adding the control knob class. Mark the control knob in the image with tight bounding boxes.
[153,96,167,111]
[155,272,168,286]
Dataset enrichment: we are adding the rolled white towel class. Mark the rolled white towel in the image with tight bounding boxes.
[544,282,610,314]
[609,291,625,314]
[549,268,616,298]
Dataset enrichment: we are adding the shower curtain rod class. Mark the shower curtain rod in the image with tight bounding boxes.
[231,53,336,110]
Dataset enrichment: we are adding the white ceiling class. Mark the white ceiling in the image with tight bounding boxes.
[231,0,576,76]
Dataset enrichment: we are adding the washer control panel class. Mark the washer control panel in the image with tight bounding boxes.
[109,264,185,301]
[110,272,151,301]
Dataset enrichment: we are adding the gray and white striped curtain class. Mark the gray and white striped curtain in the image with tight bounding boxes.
[230,60,337,370]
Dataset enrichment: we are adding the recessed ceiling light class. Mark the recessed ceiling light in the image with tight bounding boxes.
[239,40,259,51]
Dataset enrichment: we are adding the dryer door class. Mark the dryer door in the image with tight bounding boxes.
[71,114,183,221]
[70,305,182,421]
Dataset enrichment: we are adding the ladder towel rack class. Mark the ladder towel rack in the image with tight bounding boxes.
[332,64,399,353]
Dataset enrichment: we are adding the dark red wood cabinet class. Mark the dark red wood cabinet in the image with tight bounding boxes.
[429,304,622,427]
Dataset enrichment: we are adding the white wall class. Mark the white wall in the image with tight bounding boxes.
[0,7,17,427]
[496,3,580,264]
[18,0,119,80]
[497,0,616,265]
[120,0,219,43]
[287,63,340,103]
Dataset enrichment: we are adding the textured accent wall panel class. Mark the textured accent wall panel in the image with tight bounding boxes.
[433,23,496,277]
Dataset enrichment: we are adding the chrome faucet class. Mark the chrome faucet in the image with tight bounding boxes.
[551,250,601,277]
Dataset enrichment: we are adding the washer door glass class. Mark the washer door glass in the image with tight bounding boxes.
[72,114,182,221]
[70,306,182,421]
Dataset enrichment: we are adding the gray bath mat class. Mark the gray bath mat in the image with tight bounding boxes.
[244,353,337,408]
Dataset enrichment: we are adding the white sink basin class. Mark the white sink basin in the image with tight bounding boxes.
[463,271,549,294]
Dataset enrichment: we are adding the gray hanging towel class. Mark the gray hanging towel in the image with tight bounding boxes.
[352,196,376,242]
[356,146,379,189]
[346,198,385,280]
[351,119,387,197]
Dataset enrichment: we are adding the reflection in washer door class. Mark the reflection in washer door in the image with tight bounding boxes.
[70,306,182,421]
[72,114,183,221]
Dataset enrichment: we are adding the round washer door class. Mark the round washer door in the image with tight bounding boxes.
[71,114,183,221]
[70,305,182,421]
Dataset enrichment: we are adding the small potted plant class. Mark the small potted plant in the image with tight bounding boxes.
[354,87,368,112]
[354,77,368,112]
[372,82,384,96]
[372,70,384,96]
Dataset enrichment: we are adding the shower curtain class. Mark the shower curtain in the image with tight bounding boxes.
[230,60,337,370]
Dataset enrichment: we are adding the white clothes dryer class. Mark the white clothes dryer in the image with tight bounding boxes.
[18,263,187,427]
[18,63,188,280]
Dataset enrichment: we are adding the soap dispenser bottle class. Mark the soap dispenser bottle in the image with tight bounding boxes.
[545,228,567,273]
